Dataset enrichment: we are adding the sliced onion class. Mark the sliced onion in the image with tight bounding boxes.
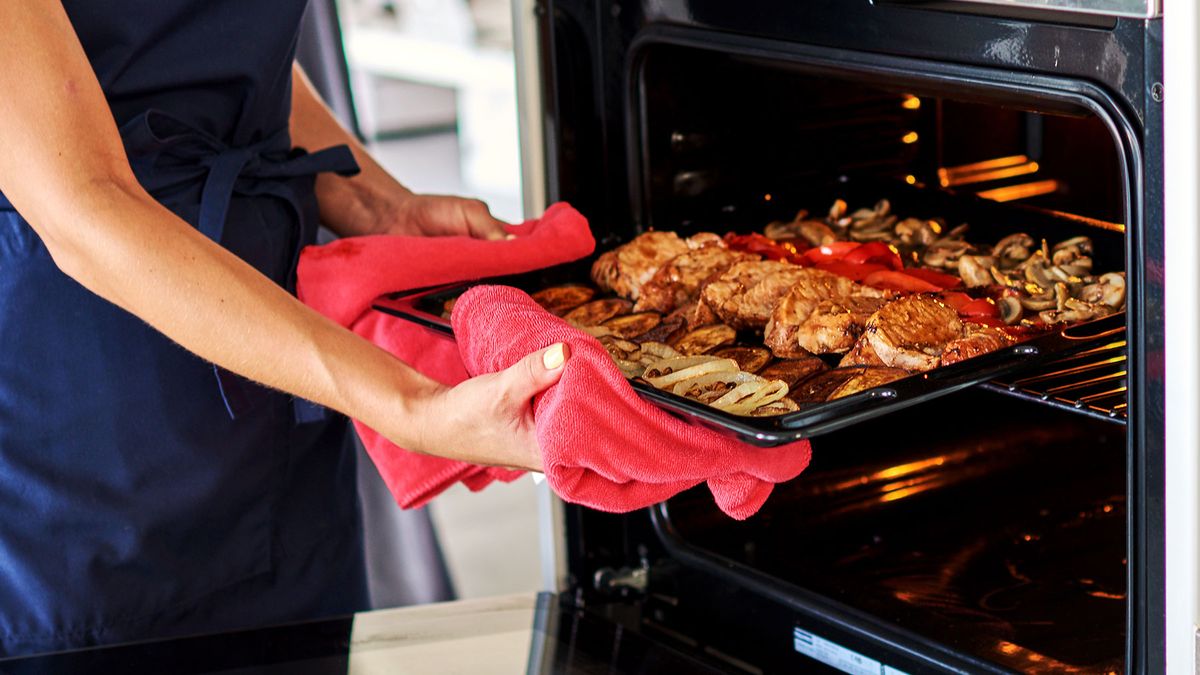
[671,371,763,399]
[713,380,790,416]
[642,356,739,388]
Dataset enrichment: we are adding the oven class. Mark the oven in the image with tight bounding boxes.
[512,1,1169,672]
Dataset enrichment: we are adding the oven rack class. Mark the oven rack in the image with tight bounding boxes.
[983,334,1128,422]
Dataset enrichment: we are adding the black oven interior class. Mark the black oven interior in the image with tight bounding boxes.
[542,6,1153,673]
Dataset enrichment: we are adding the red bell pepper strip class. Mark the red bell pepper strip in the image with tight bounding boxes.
[801,241,862,265]
[862,270,943,293]
[841,241,903,270]
[958,298,1000,319]
[815,261,888,282]
[723,233,808,264]
[938,291,973,312]
[900,267,963,289]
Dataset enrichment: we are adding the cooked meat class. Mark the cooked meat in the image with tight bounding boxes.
[701,261,794,328]
[758,358,829,387]
[711,347,773,373]
[864,295,964,371]
[827,366,910,400]
[735,266,818,329]
[563,298,633,327]
[795,296,888,354]
[590,232,689,301]
[838,335,886,367]
[591,231,720,301]
[601,311,662,338]
[635,247,757,314]
[531,285,596,315]
[763,269,885,357]
[670,324,737,355]
[788,368,864,404]
[939,323,1015,366]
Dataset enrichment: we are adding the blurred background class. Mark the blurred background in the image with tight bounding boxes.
[309,0,542,608]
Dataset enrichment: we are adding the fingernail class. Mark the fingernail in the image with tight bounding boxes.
[542,343,566,370]
[505,233,517,240]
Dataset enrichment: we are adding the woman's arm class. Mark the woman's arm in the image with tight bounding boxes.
[0,1,561,470]
[289,64,509,240]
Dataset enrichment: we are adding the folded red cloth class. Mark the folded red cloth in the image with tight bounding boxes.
[297,202,594,508]
[452,285,813,520]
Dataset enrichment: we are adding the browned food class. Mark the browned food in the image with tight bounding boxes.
[601,311,662,339]
[531,285,596,315]
[864,295,964,371]
[827,366,910,400]
[763,269,885,357]
[748,398,801,417]
[839,335,886,367]
[734,267,818,329]
[939,323,1015,366]
[711,346,773,373]
[442,296,458,318]
[795,296,888,354]
[758,357,829,387]
[563,298,633,327]
[635,247,757,314]
[590,231,719,301]
[787,368,865,404]
[701,261,794,328]
[670,324,737,355]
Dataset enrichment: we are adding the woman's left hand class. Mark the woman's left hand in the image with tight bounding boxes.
[379,194,510,240]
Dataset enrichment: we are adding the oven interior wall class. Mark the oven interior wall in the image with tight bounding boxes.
[636,45,1126,236]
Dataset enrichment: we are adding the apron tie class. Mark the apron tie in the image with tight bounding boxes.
[119,110,360,422]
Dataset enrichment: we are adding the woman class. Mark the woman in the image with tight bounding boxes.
[0,0,564,656]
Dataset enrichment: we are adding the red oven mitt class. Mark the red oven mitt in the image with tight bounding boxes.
[452,285,813,520]
[296,202,595,508]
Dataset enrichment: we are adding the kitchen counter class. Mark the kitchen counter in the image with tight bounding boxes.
[0,592,729,674]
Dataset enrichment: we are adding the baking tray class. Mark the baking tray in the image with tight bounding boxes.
[373,181,1127,446]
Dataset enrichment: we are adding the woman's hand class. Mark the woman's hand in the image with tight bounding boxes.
[408,343,570,471]
[379,193,510,240]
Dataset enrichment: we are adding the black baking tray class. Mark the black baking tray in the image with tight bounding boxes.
[372,181,1127,447]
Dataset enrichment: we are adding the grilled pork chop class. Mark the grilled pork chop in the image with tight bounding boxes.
[591,231,717,301]
[635,246,757,314]
[795,296,888,354]
[734,266,818,329]
[864,295,963,371]
[701,260,794,328]
[939,323,1014,366]
[763,269,884,357]
[839,335,886,367]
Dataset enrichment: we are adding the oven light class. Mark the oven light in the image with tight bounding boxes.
[978,179,1060,202]
[763,193,772,201]
[905,175,917,185]
[902,131,919,144]
[901,95,921,110]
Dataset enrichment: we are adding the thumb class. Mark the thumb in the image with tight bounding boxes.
[503,343,570,402]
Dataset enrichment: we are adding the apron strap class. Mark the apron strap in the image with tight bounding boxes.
[119,110,360,422]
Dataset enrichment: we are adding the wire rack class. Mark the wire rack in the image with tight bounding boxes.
[983,337,1128,423]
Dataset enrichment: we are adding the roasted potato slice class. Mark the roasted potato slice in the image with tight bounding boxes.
[531,285,596,315]
[601,311,662,339]
[563,298,633,326]
[711,346,772,373]
[758,358,829,387]
[827,367,909,400]
[670,324,736,355]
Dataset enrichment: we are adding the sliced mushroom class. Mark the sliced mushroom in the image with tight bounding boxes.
[1038,298,1114,324]
[923,239,973,269]
[797,220,838,246]
[1054,282,1070,311]
[997,296,1023,325]
[993,233,1034,267]
[1051,236,1094,266]
[1080,272,1127,309]
[958,255,997,287]
[894,218,939,247]
[990,266,1024,290]
[1020,286,1058,311]
[1023,251,1056,289]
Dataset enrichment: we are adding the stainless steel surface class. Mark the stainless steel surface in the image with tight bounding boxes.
[951,0,1159,18]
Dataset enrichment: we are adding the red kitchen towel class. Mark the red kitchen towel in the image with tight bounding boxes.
[296,202,595,508]
[452,285,813,520]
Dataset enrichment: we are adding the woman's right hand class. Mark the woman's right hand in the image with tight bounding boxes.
[406,343,570,471]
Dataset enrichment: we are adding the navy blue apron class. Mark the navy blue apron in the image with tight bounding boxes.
[0,0,367,655]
